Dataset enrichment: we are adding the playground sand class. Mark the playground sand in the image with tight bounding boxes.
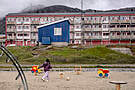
[0,71,135,90]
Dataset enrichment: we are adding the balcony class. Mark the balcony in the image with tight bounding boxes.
[129,28,135,31]
[109,20,119,23]
[31,21,40,24]
[109,28,120,31]
[118,20,131,23]
[102,20,109,23]
[102,28,109,31]
[87,36,102,40]
[23,22,31,24]
[31,29,38,32]
[109,35,121,40]
[7,36,15,39]
[84,28,102,31]
[121,35,131,40]
[31,36,38,40]
[109,28,135,31]
[16,36,30,39]
[131,20,135,23]
[23,29,31,32]
[7,21,16,24]
[131,35,135,39]
[7,29,16,32]
[69,20,74,24]
[70,36,74,39]
[70,28,74,32]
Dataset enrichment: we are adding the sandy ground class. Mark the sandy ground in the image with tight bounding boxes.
[0,71,135,90]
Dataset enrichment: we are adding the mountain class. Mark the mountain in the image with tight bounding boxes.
[0,18,5,34]
[105,7,135,12]
[22,5,82,13]
[22,5,135,13]
[22,4,45,13]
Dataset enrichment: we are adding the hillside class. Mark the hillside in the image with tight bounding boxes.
[22,5,82,13]
[0,46,135,64]
[22,5,135,13]
[0,18,5,34]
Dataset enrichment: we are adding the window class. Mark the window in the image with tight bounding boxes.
[117,32,120,35]
[18,26,22,29]
[127,32,131,35]
[24,34,29,36]
[54,28,62,35]
[103,25,108,28]
[103,33,109,36]
[18,18,22,22]
[109,25,115,28]
[26,18,29,22]
[33,33,36,36]
[76,25,80,29]
[122,32,126,35]
[23,26,29,29]
[76,33,81,36]
[26,26,29,29]
[18,34,23,36]
[8,34,12,36]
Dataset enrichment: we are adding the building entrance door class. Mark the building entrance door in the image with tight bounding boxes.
[42,37,51,44]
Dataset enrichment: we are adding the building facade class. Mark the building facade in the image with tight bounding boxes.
[0,34,6,46]
[38,19,70,45]
[6,12,135,46]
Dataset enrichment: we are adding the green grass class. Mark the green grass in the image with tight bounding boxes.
[0,46,135,64]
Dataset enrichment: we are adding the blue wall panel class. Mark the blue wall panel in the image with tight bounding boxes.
[38,20,70,44]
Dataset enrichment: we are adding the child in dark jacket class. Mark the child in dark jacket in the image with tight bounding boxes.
[38,58,52,82]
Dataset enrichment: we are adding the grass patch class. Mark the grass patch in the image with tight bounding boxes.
[0,46,135,64]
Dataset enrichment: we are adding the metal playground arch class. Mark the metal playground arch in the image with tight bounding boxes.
[0,45,28,90]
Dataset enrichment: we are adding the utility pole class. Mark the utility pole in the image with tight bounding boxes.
[81,0,85,45]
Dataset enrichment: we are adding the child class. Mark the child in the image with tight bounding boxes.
[38,58,52,82]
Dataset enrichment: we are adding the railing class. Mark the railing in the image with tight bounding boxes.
[88,36,102,39]
[31,36,38,40]
[121,35,131,39]
[16,36,30,39]
[84,28,102,31]
[31,29,38,32]
[109,36,121,39]
[23,29,31,32]
[7,21,16,24]
[70,28,74,32]
[109,20,131,23]
[31,21,40,24]
[7,36,15,39]
[130,35,135,39]
[118,20,131,23]
[7,29,16,32]
[109,20,119,23]
[109,28,135,31]
[131,20,135,23]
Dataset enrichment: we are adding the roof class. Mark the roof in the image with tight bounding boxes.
[37,18,69,29]
[7,11,135,16]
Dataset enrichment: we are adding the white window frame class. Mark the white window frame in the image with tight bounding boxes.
[54,28,62,36]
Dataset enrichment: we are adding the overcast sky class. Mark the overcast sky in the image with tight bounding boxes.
[0,0,135,17]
